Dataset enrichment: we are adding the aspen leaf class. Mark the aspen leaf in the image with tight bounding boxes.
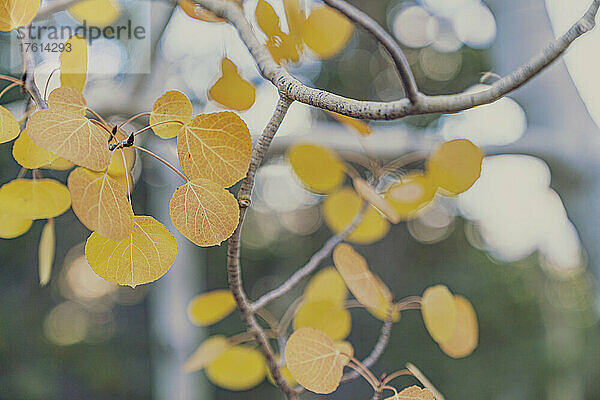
[0,212,32,239]
[426,139,483,194]
[179,0,225,23]
[367,275,401,322]
[0,179,71,220]
[422,285,457,344]
[107,147,135,177]
[285,327,347,394]
[44,157,75,171]
[0,105,19,144]
[302,6,353,59]
[48,87,87,114]
[60,35,88,92]
[177,112,252,187]
[353,178,400,223]
[385,173,437,220]
[183,335,231,373]
[39,220,55,287]
[265,360,297,387]
[329,111,371,135]
[439,295,478,358]
[288,143,345,194]
[187,289,236,326]
[293,300,351,340]
[85,216,178,287]
[206,345,266,390]
[27,108,111,171]
[256,0,281,38]
[323,188,389,245]
[169,179,240,247]
[266,33,301,64]
[150,90,193,139]
[0,0,40,31]
[335,341,354,365]
[69,0,120,26]
[304,266,347,306]
[209,58,256,111]
[384,386,435,400]
[12,130,59,169]
[67,167,135,241]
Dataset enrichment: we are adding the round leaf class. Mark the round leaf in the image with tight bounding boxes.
[0,212,32,239]
[0,0,40,31]
[169,179,240,247]
[293,300,351,340]
[0,179,71,220]
[85,215,178,287]
[209,58,256,111]
[0,105,19,144]
[48,87,87,114]
[288,143,345,194]
[304,266,347,306]
[206,345,266,390]
[187,290,236,326]
[183,335,231,373]
[302,6,353,59]
[150,90,193,139]
[426,139,483,194]
[439,295,478,358]
[421,285,457,343]
[12,129,59,169]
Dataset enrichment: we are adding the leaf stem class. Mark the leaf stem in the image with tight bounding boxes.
[381,369,413,386]
[133,119,186,137]
[118,111,152,129]
[132,145,188,182]
[0,82,21,100]
[87,107,110,128]
[348,358,379,389]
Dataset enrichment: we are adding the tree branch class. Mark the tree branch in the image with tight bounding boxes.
[194,0,599,120]
[321,0,419,104]
[226,96,298,399]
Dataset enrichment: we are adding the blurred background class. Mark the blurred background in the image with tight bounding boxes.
[1,0,600,398]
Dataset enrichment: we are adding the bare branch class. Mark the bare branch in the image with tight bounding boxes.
[251,203,369,311]
[321,0,419,104]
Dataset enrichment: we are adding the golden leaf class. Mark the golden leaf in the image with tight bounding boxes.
[288,143,346,194]
[256,0,282,38]
[39,220,55,287]
[169,179,240,247]
[107,147,135,177]
[0,0,40,31]
[12,129,59,169]
[27,108,111,171]
[405,363,445,400]
[150,90,193,139]
[426,139,483,194]
[85,216,178,287]
[421,285,456,343]
[293,300,351,340]
[353,178,400,223]
[183,335,231,373]
[0,179,71,220]
[69,0,120,26]
[323,188,389,244]
[179,0,225,23]
[60,35,88,92]
[44,157,76,171]
[328,111,371,135]
[209,58,256,111]
[187,290,236,326]
[0,211,32,239]
[335,341,354,365]
[384,386,435,400]
[0,105,19,144]
[304,266,348,306]
[439,295,478,358]
[302,6,353,59]
[48,86,87,114]
[285,327,346,394]
[206,345,266,390]
[68,167,134,240]
[385,173,437,220]
[177,112,252,187]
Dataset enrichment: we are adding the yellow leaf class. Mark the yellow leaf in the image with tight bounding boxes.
[366,275,401,322]
[206,345,266,390]
[60,35,88,92]
[12,130,59,169]
[150,90,193,139]
[385,173,437,220]
[353,178,400,223]
[266,33,301,64]
[67,167,134,241]
[333,243,391,310]
[384,386,435,400]
[187,290,236,326]
[329,111,371,135]
[304,266,347,306]
[0,179,71,220]
[107,147,135,177]
[169,179,239,247]
[426,139,483,194]
[285,327,346,394]
[283,0,305,45]
[179,0,225,23]
[177,112,252,187]
[27,108,111,171]
[48,87,87,115]
[265,355,297,386]
[256,0,281,38]
[421,285,456,344]
[0,212,32,239]
[0,105,19,144]
[293,300,351,340]
[39,220,55,287]
[183,335,231,373]
[68,0,120,26]
[288,143,345,194]
[335,341,354,365]
[209,58,256,111]
[0,0,40,31]
[44,157,75,171]
[323,188,389,244]
[302,6,353,59]
[85,216,178,287]
[439,295,478,358]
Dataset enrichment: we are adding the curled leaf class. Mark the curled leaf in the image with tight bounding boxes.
[187,290,236,326]
[0,179,71,220]
[353,178,400,223]
[150,90,193,139]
